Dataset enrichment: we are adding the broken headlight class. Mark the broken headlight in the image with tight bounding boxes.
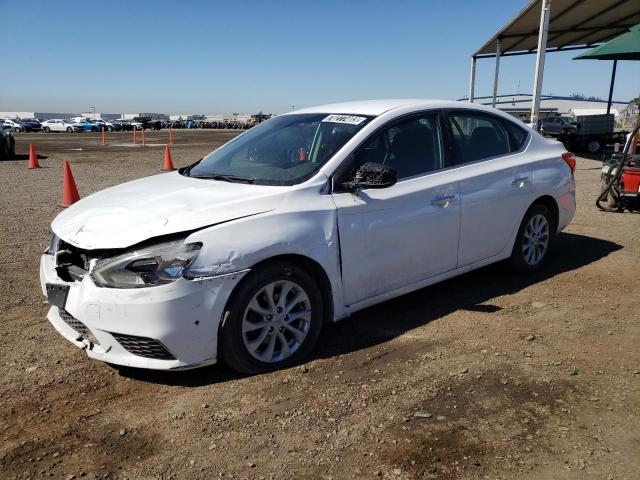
[91,239,202,289]
[45,233,60,255]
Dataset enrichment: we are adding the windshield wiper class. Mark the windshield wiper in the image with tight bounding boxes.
[191,173,256,184]
[178,158,203,177]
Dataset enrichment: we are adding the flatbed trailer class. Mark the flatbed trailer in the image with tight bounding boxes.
[559,113,628,154]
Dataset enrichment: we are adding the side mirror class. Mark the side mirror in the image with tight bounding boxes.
[346,162,397,191]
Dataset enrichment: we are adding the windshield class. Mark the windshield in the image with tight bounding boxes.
[185,113,372,185]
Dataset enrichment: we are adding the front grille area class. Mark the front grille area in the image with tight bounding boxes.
[110,333,176,360]
[58,309,100,345]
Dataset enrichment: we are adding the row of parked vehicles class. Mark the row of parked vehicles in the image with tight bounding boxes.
[1,117,164,133]
[1,116,262,133]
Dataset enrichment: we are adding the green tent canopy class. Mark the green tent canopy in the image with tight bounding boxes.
[573,24,640,114]
[574,24,640,61]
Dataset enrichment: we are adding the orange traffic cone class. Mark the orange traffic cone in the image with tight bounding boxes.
[62,160,80,207]
[28,144,40,169]
[162,145,175,171]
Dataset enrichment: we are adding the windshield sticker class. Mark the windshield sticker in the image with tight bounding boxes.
[322,114,367,125]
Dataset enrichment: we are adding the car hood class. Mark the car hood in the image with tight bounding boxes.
[52,172,287,250]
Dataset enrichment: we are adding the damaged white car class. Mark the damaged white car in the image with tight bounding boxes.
[40,99,576,374]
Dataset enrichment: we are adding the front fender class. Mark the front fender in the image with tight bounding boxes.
[184,194,346,321]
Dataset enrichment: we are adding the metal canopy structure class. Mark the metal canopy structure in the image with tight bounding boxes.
[468,0,640,125]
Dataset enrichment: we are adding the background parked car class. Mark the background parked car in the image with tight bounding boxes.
[18,118,42,132]
[538,116,577,137]
[93,119,118,132]
[71,119,102,132]
[41,119,83,133]
[2,119,29,132]
[0,123,16,159]
[112,119,134,131]
[131,116,162,130]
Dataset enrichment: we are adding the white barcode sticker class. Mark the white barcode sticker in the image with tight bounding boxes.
[322,114,367,125]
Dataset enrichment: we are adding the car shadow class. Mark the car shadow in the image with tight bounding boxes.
[116,232,621,387]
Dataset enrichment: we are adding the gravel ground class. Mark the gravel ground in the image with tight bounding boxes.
[0,130,638,480]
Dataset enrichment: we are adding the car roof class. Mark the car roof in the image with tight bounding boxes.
[291,98,497,116]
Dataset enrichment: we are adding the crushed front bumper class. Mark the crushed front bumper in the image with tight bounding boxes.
[39,253,247,370]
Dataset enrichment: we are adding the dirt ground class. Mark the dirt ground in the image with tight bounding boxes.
[0,130,638,480]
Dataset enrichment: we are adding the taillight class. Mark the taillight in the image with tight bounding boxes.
[562,152,576,174]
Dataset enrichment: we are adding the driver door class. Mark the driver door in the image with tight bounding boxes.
[332,112,461,306]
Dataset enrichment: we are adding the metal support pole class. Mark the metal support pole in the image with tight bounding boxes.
[492,40,501,107]
[469,57,477,103]
[606,59,617,115]
[530,0,552,128]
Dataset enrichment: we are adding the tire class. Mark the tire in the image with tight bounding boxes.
[599,178,619,210]
[14,127,21,133]
[220,261,323,375]
[66,127,73,133]
[587,138,601,153]
[510,204,555,274]
[43,127,51,133]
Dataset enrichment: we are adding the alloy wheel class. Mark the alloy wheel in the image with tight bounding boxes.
[242,280,312,363]
[522,214,549,266]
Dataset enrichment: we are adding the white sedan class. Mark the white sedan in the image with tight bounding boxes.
[40,99,576,374]
[41,119,82,133]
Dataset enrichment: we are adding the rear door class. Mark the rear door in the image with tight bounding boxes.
[445,110,533,267]
[333,111,461,306]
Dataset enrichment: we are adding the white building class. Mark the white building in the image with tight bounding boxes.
[460,94,629,123]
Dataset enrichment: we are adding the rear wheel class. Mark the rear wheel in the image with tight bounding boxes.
[66,127,73,133]
[220,261,323,375]
[511,204,555,273]
[587,138,601,153]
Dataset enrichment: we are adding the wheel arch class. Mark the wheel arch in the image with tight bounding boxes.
[238,254,334,326]
[530,194,559,233]
[215,253,335,365]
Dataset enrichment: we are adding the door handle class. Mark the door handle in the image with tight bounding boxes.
[511,176,530,187]
[430,194,457,207]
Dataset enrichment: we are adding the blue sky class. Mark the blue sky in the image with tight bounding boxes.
[0,0,638,114]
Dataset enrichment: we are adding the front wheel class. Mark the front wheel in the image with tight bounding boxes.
[599,178,619,210]
[220,261,323,375]
[43,127,51,132]
[511,204,555,274]
[14,127,21,133]
[66,127,73,132]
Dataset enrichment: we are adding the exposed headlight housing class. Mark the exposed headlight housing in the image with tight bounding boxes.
[91,239,202,289]
[45,233,60,255]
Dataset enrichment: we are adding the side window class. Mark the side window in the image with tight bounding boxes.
[354,114,444,180]
[502,120,528,152]
[448,113,510,164]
